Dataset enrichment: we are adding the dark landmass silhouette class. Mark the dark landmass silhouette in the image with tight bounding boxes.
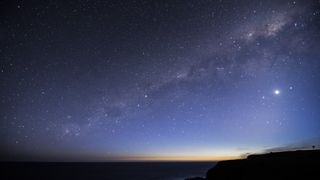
[187,149,320,180]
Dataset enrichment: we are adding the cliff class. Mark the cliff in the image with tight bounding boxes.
[188,149,320,180]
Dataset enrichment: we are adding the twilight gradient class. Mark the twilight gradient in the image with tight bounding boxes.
[1,0,320,161]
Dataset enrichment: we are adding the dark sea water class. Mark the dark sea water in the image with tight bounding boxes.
[2,161,216,180]
[99,162,216,180]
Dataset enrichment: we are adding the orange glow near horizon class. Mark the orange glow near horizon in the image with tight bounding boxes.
[119,155,241,161]
[94,146,264,162]
[104,150,251,161]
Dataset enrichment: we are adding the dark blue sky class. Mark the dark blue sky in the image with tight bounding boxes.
[1,0,320,161]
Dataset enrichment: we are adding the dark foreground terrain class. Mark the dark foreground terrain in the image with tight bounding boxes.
[187,149,320,180]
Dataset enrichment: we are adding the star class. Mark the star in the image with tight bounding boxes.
[274,89,280,95]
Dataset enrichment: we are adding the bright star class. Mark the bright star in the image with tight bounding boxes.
[274,89,280,95]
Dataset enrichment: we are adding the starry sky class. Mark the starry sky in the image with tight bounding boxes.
[1,0,320,161]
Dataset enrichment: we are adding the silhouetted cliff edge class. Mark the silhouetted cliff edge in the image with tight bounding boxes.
[187,149,320,180]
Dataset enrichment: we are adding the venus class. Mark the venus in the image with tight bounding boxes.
[274,89,280,95]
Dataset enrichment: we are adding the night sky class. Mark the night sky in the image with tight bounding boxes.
[1,0,320,161]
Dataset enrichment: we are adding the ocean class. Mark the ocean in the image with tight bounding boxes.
[100,162,216,180]
[2,161,216,180]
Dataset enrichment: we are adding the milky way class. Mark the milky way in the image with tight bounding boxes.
[1,0,320,161]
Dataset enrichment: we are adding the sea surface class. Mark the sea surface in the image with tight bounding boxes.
[98,162,216,180]
[2,161,216,180]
